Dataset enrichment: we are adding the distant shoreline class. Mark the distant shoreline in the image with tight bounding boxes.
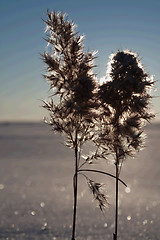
[0,121,160,128]
[0,121,44,125]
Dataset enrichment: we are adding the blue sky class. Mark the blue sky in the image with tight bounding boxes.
[0,0,160,121]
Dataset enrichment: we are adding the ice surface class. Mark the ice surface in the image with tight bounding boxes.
[0,122,159,239]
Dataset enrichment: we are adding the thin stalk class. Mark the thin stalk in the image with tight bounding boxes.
[78,169,127,187]
[113,155,119,240]
[71,131,78,240]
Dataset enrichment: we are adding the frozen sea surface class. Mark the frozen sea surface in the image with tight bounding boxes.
[0,122,160,240]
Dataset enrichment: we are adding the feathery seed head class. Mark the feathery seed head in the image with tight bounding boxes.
[42,11,98,148]
[97,50,155,162]
[87,179,109,211]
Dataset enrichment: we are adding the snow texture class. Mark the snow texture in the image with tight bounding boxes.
[0,122,159,240]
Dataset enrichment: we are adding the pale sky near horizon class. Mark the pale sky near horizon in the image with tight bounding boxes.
[0,0,160,122]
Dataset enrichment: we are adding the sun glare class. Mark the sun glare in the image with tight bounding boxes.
[99,76,107,85]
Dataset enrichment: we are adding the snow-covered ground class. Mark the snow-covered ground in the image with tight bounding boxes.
[0,122,159,240]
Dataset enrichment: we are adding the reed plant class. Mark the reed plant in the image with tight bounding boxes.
[41,11,154,239]
[41,11,122,239]
[97,50,155,240]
